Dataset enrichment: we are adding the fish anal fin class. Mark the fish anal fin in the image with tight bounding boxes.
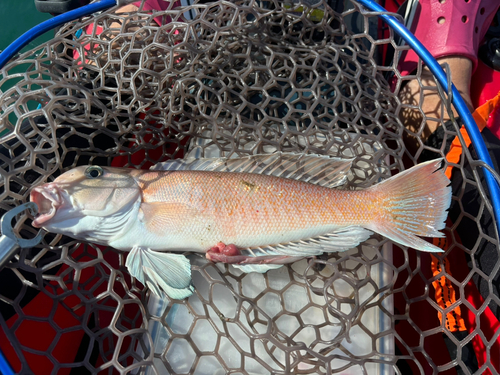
[244,226,373,257]
[206,226,372,273]
[232,264,284,273]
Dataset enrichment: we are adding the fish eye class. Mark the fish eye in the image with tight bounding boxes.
[85,166,103,179]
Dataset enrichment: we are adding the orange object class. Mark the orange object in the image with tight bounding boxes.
[444,91,500,179]
[430,243,466,332]
[429,90,500,332]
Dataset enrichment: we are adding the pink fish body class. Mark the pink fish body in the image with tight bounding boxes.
[116,170,377,250]
[30,153,451,298]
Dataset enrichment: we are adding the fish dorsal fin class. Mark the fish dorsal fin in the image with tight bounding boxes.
[151,152,353,188]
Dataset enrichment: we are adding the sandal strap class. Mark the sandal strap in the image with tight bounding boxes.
[398,0,500,75]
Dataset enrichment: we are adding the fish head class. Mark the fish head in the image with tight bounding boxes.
[30,166,141,236]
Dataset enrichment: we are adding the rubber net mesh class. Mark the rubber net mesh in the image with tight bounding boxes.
[0,0,499,374]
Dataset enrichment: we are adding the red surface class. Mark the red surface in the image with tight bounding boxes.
[471,59,500,109]
[0,246,100,375]
[470,59,500,138]
[0,106,188,373]
[393,220,500,375]
[393,246,457,375]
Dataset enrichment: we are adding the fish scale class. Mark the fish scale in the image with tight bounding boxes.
[136,170,372,248]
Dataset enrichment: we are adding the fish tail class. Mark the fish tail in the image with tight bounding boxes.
[368,159,451,252]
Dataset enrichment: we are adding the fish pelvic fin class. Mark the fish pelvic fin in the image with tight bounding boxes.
[126,247,194,299]
[368,159,451,252]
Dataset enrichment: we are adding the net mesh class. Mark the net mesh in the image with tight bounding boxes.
[0,0,499,374]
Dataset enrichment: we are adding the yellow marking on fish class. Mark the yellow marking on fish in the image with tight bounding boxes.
[240,180,260,192]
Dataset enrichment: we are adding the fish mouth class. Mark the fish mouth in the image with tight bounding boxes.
[30,184,63,228]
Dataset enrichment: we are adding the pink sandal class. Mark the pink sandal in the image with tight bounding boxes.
[398,0,500,76]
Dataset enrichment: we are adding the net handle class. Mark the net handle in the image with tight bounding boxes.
[356,0,500,238]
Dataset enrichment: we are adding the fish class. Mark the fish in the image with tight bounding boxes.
[29,153,451,299]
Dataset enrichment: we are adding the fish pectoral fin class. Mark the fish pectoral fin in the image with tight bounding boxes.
[126,247,194,299]
[139,202,204,236]
[142,266,194,300]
